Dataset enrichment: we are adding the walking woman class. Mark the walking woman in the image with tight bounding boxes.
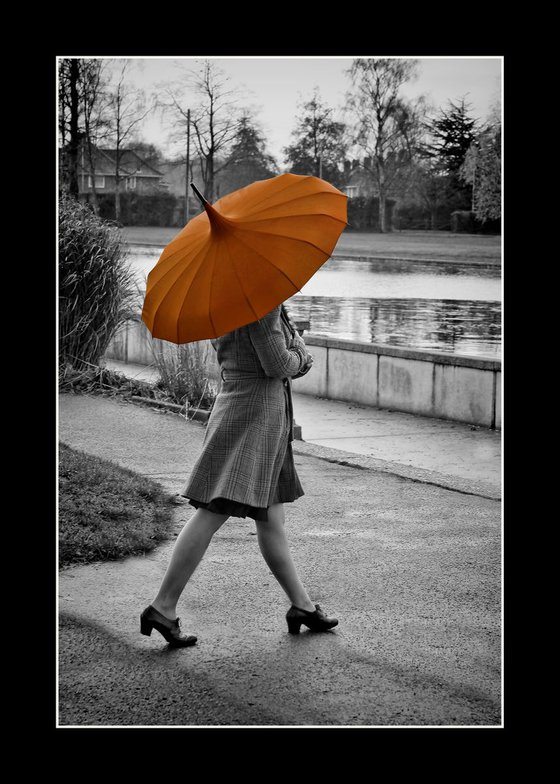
[141,303,338,646]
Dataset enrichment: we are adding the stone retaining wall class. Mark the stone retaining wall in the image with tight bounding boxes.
[105,317,501,428]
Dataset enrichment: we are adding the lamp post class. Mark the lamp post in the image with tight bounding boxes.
[185,108,191,224]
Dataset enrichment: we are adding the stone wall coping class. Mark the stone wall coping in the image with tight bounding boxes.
[304,334,501,371]
[126,313,500,371]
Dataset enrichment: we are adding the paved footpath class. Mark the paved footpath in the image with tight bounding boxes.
[58,393,501,727]
[104,358,501,499]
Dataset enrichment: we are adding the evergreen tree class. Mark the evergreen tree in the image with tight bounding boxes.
[423,97,479,208]
[229,116,277,176]
[217,114,277,196]
[425,97,478,173]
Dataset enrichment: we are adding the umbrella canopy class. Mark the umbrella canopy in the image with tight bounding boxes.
[141,172,347,343]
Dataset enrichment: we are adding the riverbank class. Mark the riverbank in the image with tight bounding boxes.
[122,227,501,266]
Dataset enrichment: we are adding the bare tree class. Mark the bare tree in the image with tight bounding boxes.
[58,58,81,195]
[106,61,153,221]
[160,60,243,201]
[346,58,422,232]
[80,59,111,215]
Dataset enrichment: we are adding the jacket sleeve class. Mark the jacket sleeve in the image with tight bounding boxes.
[248,306,308,379]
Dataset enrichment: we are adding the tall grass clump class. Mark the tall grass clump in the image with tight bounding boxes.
[152,339,220,411]
[59,192,136,370]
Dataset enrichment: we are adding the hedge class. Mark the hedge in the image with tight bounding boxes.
[83,193,397,231]
[346,196,396,231]
[393,202,452,231]
[82,193,185,227]
[450,211,501,234]
[393,203,501,234]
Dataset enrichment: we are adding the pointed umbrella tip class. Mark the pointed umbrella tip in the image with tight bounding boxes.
[189,183,229,230]
[190,182,207,206]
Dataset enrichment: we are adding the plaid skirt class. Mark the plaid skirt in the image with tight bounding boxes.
[182,372,304,521]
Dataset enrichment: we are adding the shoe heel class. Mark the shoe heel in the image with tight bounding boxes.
[140,617,153,636]
[287,619,302,634]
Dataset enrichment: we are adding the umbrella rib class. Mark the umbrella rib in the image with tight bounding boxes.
[228,231,307,292]
[151,243,209,341]
[148,233,209,290]
[174,241,218,342]
[233,227,338,260]
[237,213,348,229]
[232,191,347,221]
[214,175,308,215]
[222,233,261,322]
[207,242,219,338]
[153,216,207,264]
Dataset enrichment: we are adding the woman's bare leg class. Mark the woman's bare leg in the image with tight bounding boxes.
[151,507,228,619]
[255,503,315,611]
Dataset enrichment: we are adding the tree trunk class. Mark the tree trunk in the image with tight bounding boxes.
[430,207,437,230]
[378,190,386,232]
[376,158,388,233]
[68,59,80,197]
[86,139,99,216]
[206,154,214,202]
[115,146,121,222]
[115,179,121,222]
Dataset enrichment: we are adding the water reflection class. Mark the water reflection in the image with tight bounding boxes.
[286,296,501,358]
[327,256,500,277]
[127,247,501,359]
[300,257,501,301]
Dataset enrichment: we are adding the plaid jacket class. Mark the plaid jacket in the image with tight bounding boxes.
[182,305,308,508]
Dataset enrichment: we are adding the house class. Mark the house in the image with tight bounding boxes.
[76,144,165,195]
[158,157,225,202]
[340,159,376,199]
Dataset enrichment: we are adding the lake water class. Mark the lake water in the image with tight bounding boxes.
[128,245,502,359]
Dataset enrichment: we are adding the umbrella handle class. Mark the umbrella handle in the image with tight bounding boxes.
[190,182,207,206]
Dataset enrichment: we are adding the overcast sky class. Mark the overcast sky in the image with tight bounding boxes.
[111,57,502,164]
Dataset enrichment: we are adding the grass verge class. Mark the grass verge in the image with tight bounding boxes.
[59,442,176,569]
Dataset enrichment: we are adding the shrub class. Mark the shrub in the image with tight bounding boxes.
[450,210,476,233]
[59,192,136,369]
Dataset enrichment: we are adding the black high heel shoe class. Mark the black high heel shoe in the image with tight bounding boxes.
[286,604,338,634]
[140,605,197,647]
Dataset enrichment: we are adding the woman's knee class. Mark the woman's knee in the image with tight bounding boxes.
[195,508,229,531]
[255,503,285,530]
[267,503,285,522]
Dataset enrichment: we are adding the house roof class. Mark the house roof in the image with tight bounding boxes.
[102,149,163,177]
[77,145,163,177]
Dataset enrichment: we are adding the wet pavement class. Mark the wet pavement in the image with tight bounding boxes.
[58,391,501,727]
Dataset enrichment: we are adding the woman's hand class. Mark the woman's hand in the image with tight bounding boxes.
[292,350,313,379]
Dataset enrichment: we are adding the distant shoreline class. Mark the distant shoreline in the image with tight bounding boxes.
[127,244,501,270]
[122,226,501,268]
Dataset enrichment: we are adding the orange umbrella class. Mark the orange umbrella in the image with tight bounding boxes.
[141,172,347,343]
